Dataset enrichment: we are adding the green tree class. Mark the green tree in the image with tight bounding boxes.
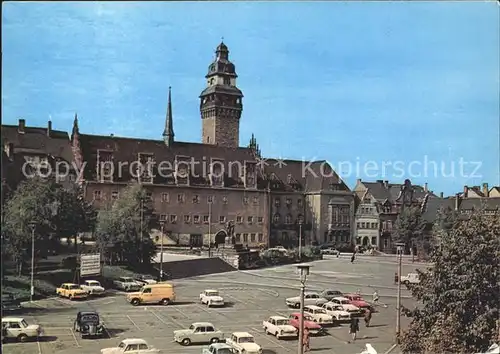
[2,177,96,274]
[400,206,500,353]
[391,206,427,255]
[95,183,156,265]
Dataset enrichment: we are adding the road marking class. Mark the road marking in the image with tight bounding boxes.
[99,299,115,305]
[149,309,184,328]
[172,307,190,319]
[250,327,291,352]
[126,315,142,331]
[225,292,288,318]
[37,338,42,354]
[69,328,81,347]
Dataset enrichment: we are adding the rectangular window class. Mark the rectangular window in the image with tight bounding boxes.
[159,214,167,221]
[250,233,256,242]
[219,216,226,224]
[177,194,185,203]
[247,216,253,224]
[357,222,361,228]
[184,215,191,224]
[257,217,263,224]
[146,191,153,201]
[93,190,101,200]
[361,222,366,228]
[161,193,169,203]
[193,215,200,224]
[243,196,249,205]
[170,215,177,224]
[286,198,292,206]
[207,195,214,204]
[274,198,281,207]
[235,233,241,242]
[243,233,248,242]
[236,216,243,224]
[192,195,200,204]
[371,237,377,245]
[203,215,209,224]
[111,191,119,200]
[258,233,263,242]
[253,196,259,205]
[222,195,228,204]
[297,199,303,207]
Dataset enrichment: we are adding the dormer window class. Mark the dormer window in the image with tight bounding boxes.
[137,153,154,184]
[97,150,114,183]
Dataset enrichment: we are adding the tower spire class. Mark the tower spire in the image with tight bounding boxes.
[71,113,79,140]
[163,86,174,146]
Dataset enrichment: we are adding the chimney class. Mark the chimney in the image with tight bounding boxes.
[47,120,52,137]
[424,183,428,193]
[482,183,489,197]
[440,192,444,198]
[455,193,460,211]
[18,119,25,134]
[4,143,14,159]
[383,180,389,188]
[356,178,362,184]
[463,186,468,198]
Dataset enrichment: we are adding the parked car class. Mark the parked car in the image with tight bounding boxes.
[330,297,363,316]
[322,302,351,321]
[262,315,298,339]
[225,332,262,354]
[199,289,225,307]
[288,313,324,335]
[80,280,105,296]
[344,294,373,312]
[101,338,160,354]
[319,289,344,301]
[135,274,157,285]
[113,277,142,292]
[173,322,224,346]
[320,248,339,256]
[401,273,420,285]
[127,283,175,306]
[202,343,237,354]
[73,311,105,338]
[1,317,42,342]
[1,293,22,311]
[303,305,335,325]
[285,292,328,308]
[56,283,88,300]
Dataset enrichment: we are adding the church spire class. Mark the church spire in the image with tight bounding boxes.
[71,113,79,141]
[163,86,174,146]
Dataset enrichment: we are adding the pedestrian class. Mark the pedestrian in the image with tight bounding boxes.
[394,272,398,284]
[372,290,379,304]
[364,308,372,327]
[351,252,356,263]
[303,327,310,352]
[349,318,359,343]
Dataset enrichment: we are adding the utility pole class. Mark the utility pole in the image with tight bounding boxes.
[159,220,165,281]
[395,242,405,343]
[29,222,36,302]
[297,264,310,354]
[208,201,212,257]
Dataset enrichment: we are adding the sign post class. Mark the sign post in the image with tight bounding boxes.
[80,254,101,277]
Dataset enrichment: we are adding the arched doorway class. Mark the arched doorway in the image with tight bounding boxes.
[362,237,369,246]
[214,230,227,245]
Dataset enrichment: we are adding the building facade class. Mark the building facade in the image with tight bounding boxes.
[69,42,355,248]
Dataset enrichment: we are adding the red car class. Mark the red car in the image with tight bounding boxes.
[344,294,373,312]
[288,313,324,335]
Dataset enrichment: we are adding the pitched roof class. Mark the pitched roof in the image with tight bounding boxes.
[421,197,456,222]
[421,196,500,223]
[360,180,432,202]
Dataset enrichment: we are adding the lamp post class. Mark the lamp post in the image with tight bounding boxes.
[28,222,36,302]
[140,197,144,264]
[208,200,212,257]
[296,264,310,354]
[395,242,405,343]
[159,220,165,281]
[298,219,303,261]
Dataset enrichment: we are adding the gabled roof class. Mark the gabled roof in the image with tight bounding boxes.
[357,180,432,203]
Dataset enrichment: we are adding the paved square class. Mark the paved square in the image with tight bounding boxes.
[2,255,423,354]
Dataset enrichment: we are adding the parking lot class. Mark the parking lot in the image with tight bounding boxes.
[2,255,422,354]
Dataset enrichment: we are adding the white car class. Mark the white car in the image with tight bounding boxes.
[322,302,351,321]
[330,297,362,316]
[2,317,42,342]
[135,275,157,285]
[262,316,298,339]
[80,280,105,296]
[226,332,262,354]
[401,273,420,285]
[101,338,159,354]
[200,289,225,307]
[303,305,334,325]
[285,292,328,308]
[113,277,143,292]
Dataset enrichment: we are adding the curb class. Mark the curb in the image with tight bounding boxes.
[384,344,400,354]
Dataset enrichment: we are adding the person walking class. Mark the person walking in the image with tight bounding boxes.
[364,308,372,327]
[303,327,310,352]
[351,251,356,263]
[372,290,379,304]
[349,318,359,343]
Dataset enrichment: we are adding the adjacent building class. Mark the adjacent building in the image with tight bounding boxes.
[69,42,355,248]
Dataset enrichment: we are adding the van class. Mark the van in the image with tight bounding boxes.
[126,282,176,306]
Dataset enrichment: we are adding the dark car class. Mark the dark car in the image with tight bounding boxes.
[1,293,21,311]
[73,311,105,338]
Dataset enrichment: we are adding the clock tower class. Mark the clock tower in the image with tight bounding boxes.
[200,41,243,148]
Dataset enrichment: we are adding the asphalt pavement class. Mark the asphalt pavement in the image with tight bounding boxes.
[2,255,424,354]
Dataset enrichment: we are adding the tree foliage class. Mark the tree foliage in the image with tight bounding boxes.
[2,177,96,273]
[95,183,156,265]
[391,206,427,254]
[400,206,500,353]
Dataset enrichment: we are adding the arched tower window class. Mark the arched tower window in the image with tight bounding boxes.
[273,213,281,224]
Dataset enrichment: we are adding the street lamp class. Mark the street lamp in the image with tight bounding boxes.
[159,220,165,281]
[208,200,213,257]
[296,264,310,354]
[298,218,304,261]
[28,222,36,302]
[139,196,145,264]
[395,242,405,343]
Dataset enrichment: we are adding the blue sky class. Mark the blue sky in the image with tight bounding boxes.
[2,2,499,195]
